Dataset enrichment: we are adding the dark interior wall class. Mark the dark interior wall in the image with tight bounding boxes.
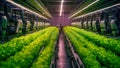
[50,14,71,26]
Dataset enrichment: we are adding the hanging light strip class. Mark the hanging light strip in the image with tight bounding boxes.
[7,0,48,19]
[34,0,52,18]
[73,3,120,20]
[70,0,99,18]
[59,0,64,16]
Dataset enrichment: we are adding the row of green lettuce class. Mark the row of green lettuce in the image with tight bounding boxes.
[0,27,59,68]
[0,27,51,61]
[64,26,120,68]
[70,26,120,56]
[31,28,59,68]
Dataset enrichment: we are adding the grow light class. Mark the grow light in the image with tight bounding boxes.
[70,0,99,18]
[7,0,48,20]
[34,0,52,18]
[59,0,64,16]
[73,3,120,20]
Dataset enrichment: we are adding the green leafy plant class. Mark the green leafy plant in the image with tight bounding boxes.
[0,27,54,61]
[64,27,101,68]
[31,29,59,68]
[69,26,120,56]
[64,27,120,68]
[0,27,58,68]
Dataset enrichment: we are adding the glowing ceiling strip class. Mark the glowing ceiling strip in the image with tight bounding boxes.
[73,3,120,20]
[7,0,48,20]
[59,0,64,16]
[34,0,52,18]
[70,0,99,18]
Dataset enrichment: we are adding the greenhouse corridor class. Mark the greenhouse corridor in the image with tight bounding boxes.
[0,0,120,68]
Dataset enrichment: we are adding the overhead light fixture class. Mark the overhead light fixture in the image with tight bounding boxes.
[6,0,48,19]
[70,0,99,18]
[59,0,64,16]
[73,3,120,20]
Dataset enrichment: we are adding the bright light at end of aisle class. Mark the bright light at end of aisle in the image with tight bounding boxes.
[59,0,64,16]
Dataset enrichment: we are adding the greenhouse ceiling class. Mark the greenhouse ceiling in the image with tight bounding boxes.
[8,0,52,18]
[7,0,120,19]
[69,0,120,18]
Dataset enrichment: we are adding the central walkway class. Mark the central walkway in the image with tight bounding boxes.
[56,32,70,68]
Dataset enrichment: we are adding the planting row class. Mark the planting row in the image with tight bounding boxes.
[31,29,59,68]
[0,27,53,61]
[69,26,120,56]
[0,27,59,68]
[64,26,120,68]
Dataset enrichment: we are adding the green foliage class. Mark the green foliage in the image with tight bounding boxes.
[31,28,59,68]
[0,27,54,61]
[64,27,101,68]
[64,26,120,68]
[0,27,58,68]
[69,26,120,56]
